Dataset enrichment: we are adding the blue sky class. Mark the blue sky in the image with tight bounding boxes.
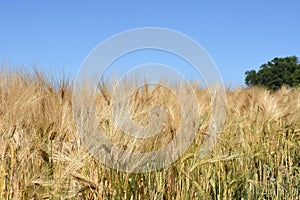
[1,1,299,87]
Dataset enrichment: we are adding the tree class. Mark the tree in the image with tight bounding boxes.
[245,56,300,90]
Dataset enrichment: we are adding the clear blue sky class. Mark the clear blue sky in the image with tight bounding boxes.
[1,1,299,86]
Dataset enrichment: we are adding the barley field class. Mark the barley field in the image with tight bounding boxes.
[0,68,299,199]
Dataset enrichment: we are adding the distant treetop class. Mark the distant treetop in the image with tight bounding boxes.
[245,56,300,90]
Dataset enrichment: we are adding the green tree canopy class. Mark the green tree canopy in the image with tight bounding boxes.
[245,56,300,90]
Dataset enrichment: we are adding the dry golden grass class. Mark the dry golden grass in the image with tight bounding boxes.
[0,68,299,199]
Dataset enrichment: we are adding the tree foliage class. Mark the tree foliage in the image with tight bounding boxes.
[245,56,300,90]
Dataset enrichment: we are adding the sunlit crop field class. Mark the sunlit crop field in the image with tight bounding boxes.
[0,69,299,199]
